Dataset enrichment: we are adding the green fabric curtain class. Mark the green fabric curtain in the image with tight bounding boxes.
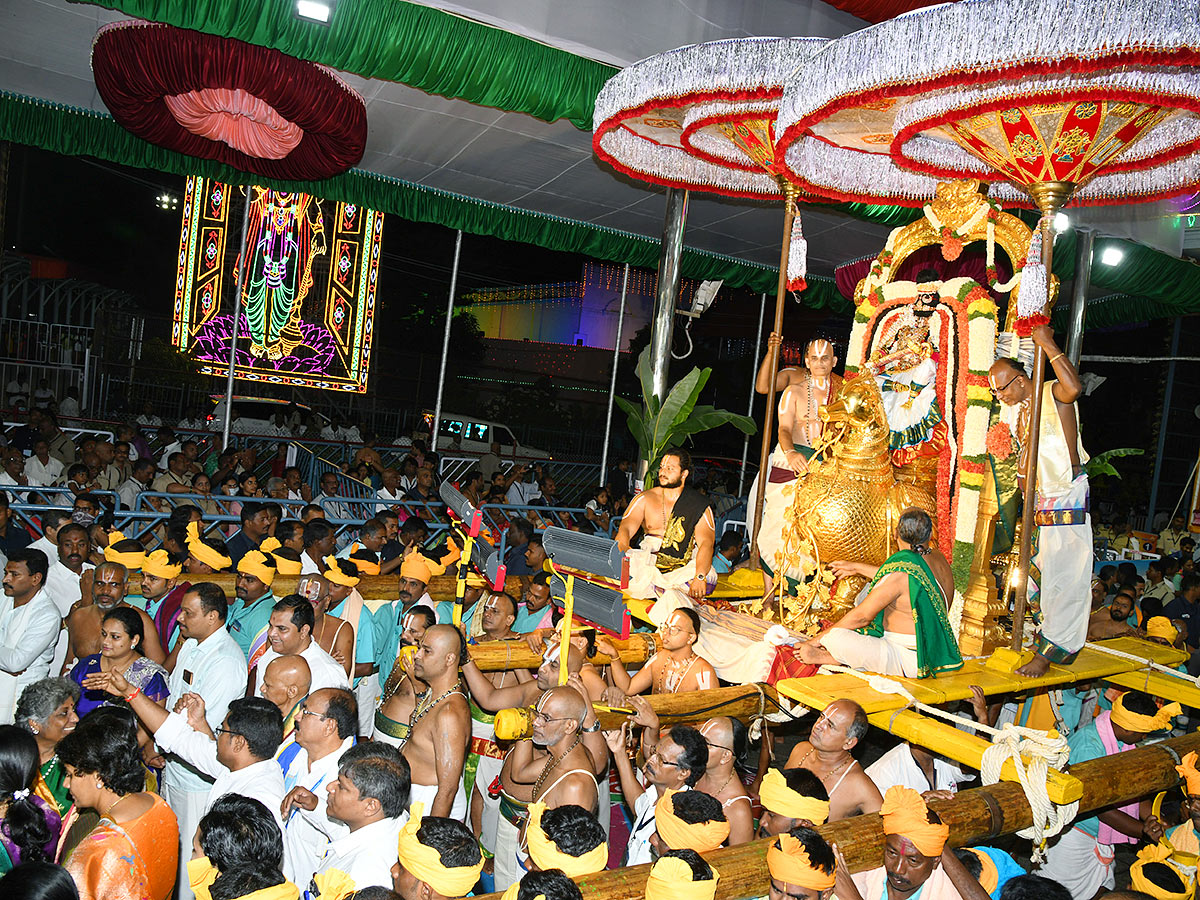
[75,0,617,130]
[0,90,858,307]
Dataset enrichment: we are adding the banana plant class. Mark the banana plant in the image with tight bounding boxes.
[1085,447,1144,479]
[615,347,756,478]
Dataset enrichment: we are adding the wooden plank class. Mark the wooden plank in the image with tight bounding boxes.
[867,709,1082,804]
[1105,669,1200,708]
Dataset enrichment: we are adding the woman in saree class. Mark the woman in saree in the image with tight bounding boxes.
[0,725,62,872]
[15,678,80,818]
[68,608,169,718]
[57,706,179,900]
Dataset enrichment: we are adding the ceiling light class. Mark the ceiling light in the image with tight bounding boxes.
[296,0,333,22]
[1100,246,1124,266]
[1053,212,1070,232]
[156,193,179,210]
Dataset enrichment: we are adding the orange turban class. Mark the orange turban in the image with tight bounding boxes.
[1177,751,1200,797]
[767,833,836,891]
[323,556,361,587]
[645,855,719,900]
[880,786,949,857]
[654,790,730,853]
[142,549,182,579]
[186,521,231,571]
[237,550,276,587]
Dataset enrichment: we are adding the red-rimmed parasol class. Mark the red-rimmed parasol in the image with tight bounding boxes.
[593,37,828,564]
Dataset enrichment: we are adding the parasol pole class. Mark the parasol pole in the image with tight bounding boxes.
[1009,180,1074,652]
[739,292,768,497]
[749,180,798,568]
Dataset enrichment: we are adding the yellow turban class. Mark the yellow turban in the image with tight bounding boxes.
[395,803,483,898]
[654,790,730,853]
[260,537,282,554]
[526,802,607,877]
[767,833,836,891]
[1147,617,1178,643]
[1130,842,1195,900]
[186,522,231,571]
[645,855,719,900]
[324,556,361,587]
[1111,693,1181,734]
[966,848,998,894]
[238,550,276,587]
[105,542,146,570]
[401,551,445,584]
[880,786,949,857]
[272,553,303,576]
[760,769,830,825]
[348,545,381,576]
[142,549,182,580]
[1177,751,1200,797]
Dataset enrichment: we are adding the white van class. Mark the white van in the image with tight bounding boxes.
[420,411,550,459]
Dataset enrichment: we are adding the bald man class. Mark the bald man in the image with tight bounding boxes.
[493,685,601,891]
[62,561,165,670]
[405,624,471,819]
[784,699,882,820]
[260,654,312,741]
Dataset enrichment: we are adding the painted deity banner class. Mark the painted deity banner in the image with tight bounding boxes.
[172,176,382,393]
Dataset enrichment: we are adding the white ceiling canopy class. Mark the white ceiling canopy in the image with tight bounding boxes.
[0,0,903,276]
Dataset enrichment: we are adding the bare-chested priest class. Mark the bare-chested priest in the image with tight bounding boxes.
[798,508,962,680]
[617,448,716,625]
[753,335,842,581]
[490,683,601,892]
[783,699,882,820]
[402,624,470,819]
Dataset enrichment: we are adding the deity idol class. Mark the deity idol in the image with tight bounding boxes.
[239,188,326,360]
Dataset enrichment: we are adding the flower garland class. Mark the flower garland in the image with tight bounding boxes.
[923,197,995,261]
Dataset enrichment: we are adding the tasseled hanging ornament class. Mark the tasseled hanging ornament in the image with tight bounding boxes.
[787,209,807,293]
[1014,222,1049,336]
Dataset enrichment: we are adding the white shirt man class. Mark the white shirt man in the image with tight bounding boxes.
[255,639,349,697]
[0,551,60,724]
[253,598,350,698]
[24,454,63,488]
[278,688,356,887]
[163,586,248,900]
[865,743,970,796]
[505,478,541,506]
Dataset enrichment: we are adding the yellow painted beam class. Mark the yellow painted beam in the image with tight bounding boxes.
[1105,669,1200,708]
[867,709,1082,805]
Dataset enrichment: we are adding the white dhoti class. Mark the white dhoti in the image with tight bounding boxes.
[354,672,379,738]
[409,780,467,822]
[474,754,504,853]
[163,778,209,900]
[627,536,716,608]
[1036,826,1114,900]
[492,805,527,892]
[752,446,814,581]
[1033,474,1092,660]
[819,627,919,678]
[646,590,783,685]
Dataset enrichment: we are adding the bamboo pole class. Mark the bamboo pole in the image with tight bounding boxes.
[465,634,656,673]
[200,572,526,605]
[749,182,799,567]
[472,730,1200,900]
[1010,181,1073,653]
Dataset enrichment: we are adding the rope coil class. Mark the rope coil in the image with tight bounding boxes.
[819,665,1077,861]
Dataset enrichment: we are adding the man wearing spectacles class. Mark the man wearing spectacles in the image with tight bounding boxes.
[605,721,708,867]
[278,687,359,887]
[491,685,600,893]
[987,324,1088,679]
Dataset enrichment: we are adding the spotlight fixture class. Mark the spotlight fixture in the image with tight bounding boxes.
[1100,246,1124,266]
[156,193,179,211]
[296,0,333,22]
